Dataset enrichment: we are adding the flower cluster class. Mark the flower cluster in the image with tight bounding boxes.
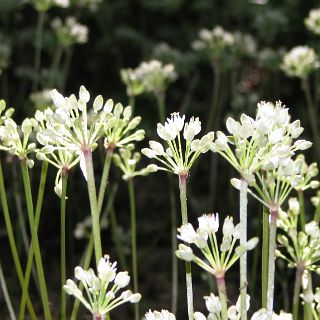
[294,154,319,192]
[0,114,37,168]
[281,46,318,79]
[103,103,145,151]
[32,0,70,11]
[305,8,320,35]
[64,255,141,317]
[194,294,292,320]
[212,100,311,207]
[301,287,320,317]
[30,88,54,110]
[121,60,177,97]
[52,16,89,46]
[113,145,158,181]
[276,202,320,287]
[142,113,214,175]
[176,213,258,276]
[192,26,235,59]
[145,310,176,320]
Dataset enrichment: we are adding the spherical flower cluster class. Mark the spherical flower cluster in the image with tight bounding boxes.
[281,46,318,79]
[277,205,320,287]
[52,16,88,46]
[64,255,141,318]
[192,26,235,59]
[103,103,145,151]
[145,309,176,320]
[113,145,158,181]
[121,60,177,97]
[142,113,214,175]
[176,213,258,276]
[305,8,320,35]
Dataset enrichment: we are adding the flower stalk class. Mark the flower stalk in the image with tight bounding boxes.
[292,264,304,320]
[262,206,269,308]
[216,275,228,320]
[178,173,194,320]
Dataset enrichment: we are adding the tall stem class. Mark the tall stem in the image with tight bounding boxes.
[155,92,166,123]
[216,275,228,320]
[60,173,68,320]
[240,178,248,320]
[129,95,135,115]
[262,206,269,308]
[266,207,278,319]
[19,161,48,320]
[128,179,139,320]
[20,162,52,320]
[32,11,45,91]
[178,173,194,320]
[298,191,306,229]
[292,265,303,320]
[83,149,102,265]
[0,260,17,320]
[0,160,37,320]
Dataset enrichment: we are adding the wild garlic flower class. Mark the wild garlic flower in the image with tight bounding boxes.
[0,100,14,125]
[122,60,177,97]
[194,293,250,320]
[0,115,37,168]
[176,213,258,276]
[36,86,113,177]
[145,309,176,320]
[142,113,214,175]
[32,0,70,11]
[281,46,318,79]
[212,100,310,187]
[233,32,257,59]
[311,190,320,208]
[103,103,145,151]
[52,17,88,46]
[113,145,158,180]
[276,207,320,287]
[64,255,141,318]
[305,8,320,35]
[294,154,319,191]
[192,26,235,59]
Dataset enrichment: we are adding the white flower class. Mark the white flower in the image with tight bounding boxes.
[177,223,197,243]
[205,293,222,314]
[305,8,320,35]
[183,117,201,141]
[222,216,234,237]
[175,244,194,261]
[145,309,176,320]
[198,213,219,234]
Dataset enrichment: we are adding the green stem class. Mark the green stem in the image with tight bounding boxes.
[262,206,269,308]
[20,162,51,320]
[83,149,102,265]
[292,266,303,320]
[303,274,313,320]
[314,201,320,223]
[32,11,45,91]
[0,160,37,320]
[128,179,139,320]
[97,148,114,215]
[207,63,220,131]
[298,191,306,229]
[216,275,228,320]
[266,207,278,320]
[155,92,166,123]
[129,95,135,116]
[61,174,68,320]
[250,220,260,298]
[168,175,178,314]
[178,173,194,320]
[0,260,17,320]
[49,45,63,87]
[70,184,118,320]
[19,161,48,320]
[110,205,127,270]
[302,78,320,161]
[240,178,248,320]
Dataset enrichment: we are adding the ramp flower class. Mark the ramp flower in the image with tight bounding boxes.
[305,8,320,35]
[145,309,176,320]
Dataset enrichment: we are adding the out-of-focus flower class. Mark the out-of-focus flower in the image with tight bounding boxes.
[32,0,70,11]
[192,26,235,60]
[305,8,320,35]
[52,16,88,46]
[64,255,141,318]
[142,113,214,175]
[30,88,54,110]
[176,213,258,276]
[281,46,318,79]
[113,145,158,181]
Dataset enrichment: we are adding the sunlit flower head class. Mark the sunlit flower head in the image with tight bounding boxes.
[142,112,214,175]
[64,255,141,317]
